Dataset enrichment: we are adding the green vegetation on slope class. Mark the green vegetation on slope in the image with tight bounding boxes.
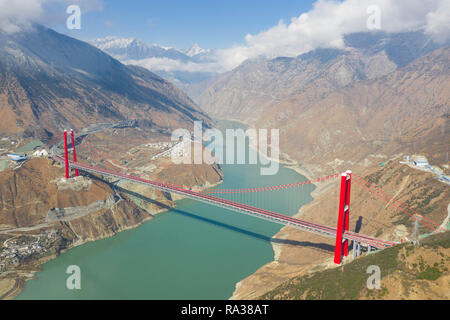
[261,231,450,300]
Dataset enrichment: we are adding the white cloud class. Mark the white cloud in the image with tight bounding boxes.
[125,57,222,74]
[0,0,44,33]
[2,0,448,74]
[0,0,103,33]
[216,0,450,71]
[114,0,450,74]
[425,0,450,43]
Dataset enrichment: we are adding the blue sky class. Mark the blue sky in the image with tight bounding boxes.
[3,0,445,72]
[52,0,315,49]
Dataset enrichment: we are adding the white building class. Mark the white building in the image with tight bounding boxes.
[33,149,48,157]
[412,155,428,167]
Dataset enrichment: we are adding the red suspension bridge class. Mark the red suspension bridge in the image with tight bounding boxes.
[42,130,444,264]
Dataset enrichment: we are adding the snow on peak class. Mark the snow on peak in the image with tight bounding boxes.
[88,36,219,85]
[184,43,210,57]
[90,36,141,50]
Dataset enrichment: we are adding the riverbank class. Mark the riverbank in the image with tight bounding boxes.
[1,201,158,300]
[2,183,223,300]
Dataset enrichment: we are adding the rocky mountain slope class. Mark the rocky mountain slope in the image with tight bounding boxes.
[198,44,449,176]
[276,47,449,174]
[0,25,209,140]
[231,158,450,299]
[196,31,445,114]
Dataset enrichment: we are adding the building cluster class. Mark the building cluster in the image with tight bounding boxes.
[145,141,176,150]
[0,230,58,271]
[412,155,429,167]
[0,243,44,259]
[402,154,450,185]
[147,141,186,161]
[0,244,44,271]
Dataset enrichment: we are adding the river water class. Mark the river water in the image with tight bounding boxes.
[17,122,314,299]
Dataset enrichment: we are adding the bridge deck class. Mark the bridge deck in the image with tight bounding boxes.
[55,156,397,250]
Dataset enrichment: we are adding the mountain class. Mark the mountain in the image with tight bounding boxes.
[195,31,449,173]
[89,37,218,94]
[183,43,208,57]
[196,47,396,119]
[90,36,190,62]
[343,31,443,67]
[90,37,214,64]
[277,47,449,168]
[196,31,446,120]
[0,25,210,140]
[182,43,213,61]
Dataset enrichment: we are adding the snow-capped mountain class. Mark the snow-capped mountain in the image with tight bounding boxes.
[89,37,219,94]
[183,43,212,59]
[0,25,209,138]
[90,36,190,62]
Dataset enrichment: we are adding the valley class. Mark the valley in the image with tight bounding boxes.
[0,24,225,299]
[13,122,314,300]
[0,8,448,302]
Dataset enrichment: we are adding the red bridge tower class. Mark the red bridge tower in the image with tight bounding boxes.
[334,170,352,264]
